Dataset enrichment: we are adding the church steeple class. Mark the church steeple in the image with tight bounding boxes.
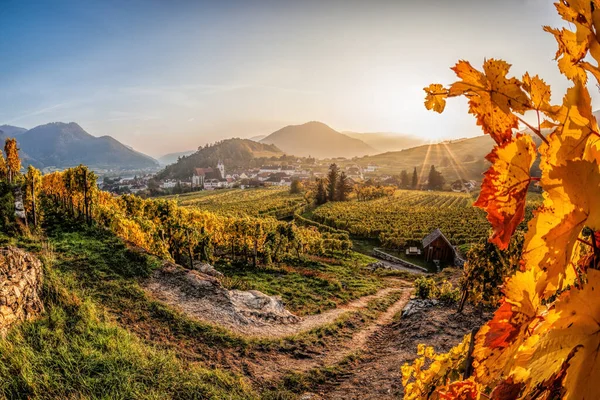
[217,160,225,178]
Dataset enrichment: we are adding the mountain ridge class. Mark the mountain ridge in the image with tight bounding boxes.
[260,121,375,158]
[6,122,158,170]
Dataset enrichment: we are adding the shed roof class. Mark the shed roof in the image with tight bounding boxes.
[422,228,453,248]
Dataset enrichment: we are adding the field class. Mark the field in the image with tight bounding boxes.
[167,188,306,218]
[311,189,542,248]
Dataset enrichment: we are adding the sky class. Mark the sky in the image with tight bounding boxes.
[0,0,591,157]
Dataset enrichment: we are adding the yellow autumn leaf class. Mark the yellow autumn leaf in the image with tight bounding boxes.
[522,72,551,112]
[516,269,600,400]
[446,59,529,145]
[543,26,589,82]
[472,268,543,386]
[523,159,600,297]
[424,83,448,113]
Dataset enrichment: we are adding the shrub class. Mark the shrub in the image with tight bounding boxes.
[414,277,439,299]
[438,280,460,304]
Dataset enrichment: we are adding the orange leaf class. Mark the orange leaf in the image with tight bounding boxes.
[448,60,529,145]
[474,134,536,250]
[424,83,448,113]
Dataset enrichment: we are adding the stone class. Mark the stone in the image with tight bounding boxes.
[146,262,299,327]
[192,262,224,278]
[401,299,439,318]
[0,247,44,336]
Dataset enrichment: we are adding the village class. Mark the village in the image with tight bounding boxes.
[100,159,478,196]
[99,160,387,194]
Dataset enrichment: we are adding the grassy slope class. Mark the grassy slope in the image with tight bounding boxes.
[0,208,396,398]
[216,252,383,316]
[351,135,494,180]
[0,227,256,399]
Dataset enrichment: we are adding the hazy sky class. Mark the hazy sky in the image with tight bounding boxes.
[0,0,591,157]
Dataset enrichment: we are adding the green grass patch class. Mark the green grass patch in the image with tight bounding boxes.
[0,260,257,400]
[214,254,385,316]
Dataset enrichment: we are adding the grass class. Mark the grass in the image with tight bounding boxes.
[0,245,257,400]
[0,209,409,399]
[214,253,385,316]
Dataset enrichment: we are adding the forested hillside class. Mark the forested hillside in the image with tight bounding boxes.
[157,138,283,179]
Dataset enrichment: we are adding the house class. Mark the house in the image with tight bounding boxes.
[365,164,378,173]
[259,165,282,174]
[422,228,455,264]
[160,179,178,189]
[263,173,292,187]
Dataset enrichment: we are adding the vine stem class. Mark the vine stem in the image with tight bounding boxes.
[518,116,550,145]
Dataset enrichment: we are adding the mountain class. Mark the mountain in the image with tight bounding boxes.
[15,122,159,170]
[158,138,283,180]
[343,131,427,152]
[158,150,196,166]
[0,125,28,137]
[249,135,267,142]
[356,135,496,182]
[260,121,376,158]
[357,132,545,182]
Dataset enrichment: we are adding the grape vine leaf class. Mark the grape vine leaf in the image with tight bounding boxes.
[447,59,529,145]
[474,134,536,250]
[515,269,600,400]
[424,83,448,113]
[523,159,600,297]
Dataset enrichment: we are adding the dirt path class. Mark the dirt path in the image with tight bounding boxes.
[244,285,413,382]
[313,305,487,400]
[149,280,411,339]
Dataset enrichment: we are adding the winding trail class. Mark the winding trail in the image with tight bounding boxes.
[148,279,412,338]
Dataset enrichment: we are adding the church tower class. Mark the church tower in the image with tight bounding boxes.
[217,160,225,178]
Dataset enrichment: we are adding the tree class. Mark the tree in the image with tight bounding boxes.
[290,179,303,194]
[326,163,339,201]
[427,165,445,190]
[335,172,352,201]
[315,178,328,205]
[4,138,21,184]
[24,165,42,227]
[411,167,418,189]
[0,152,7,181]
[400,170,409,188]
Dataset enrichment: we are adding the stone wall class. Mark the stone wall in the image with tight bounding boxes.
[372,248,429,272]
[0,246,44,336]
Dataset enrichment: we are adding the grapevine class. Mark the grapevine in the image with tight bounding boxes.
[405,1,600,398]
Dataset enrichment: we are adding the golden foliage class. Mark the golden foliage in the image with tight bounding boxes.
[410,1,600,398]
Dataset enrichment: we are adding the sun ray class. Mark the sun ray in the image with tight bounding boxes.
[441,141,471,189]
[418,140,436,187]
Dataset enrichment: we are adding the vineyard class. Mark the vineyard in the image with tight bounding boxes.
[168,188,307,218]
[312,190,541,248]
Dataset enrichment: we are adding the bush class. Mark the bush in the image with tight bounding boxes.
[414,277,460,304]
[414,277,439,299]
[438,280,461,304]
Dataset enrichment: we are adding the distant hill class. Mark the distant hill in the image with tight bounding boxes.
[343,131,427,152]
[158,138,283,180]
[0,125,28,137]
[14,122,159,170]
[356,135,495,182]
[249,135,267,142]
[158,150,196,166]
[260,121,375,158]
[357,133,545,182]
